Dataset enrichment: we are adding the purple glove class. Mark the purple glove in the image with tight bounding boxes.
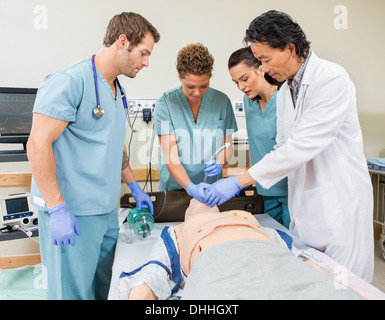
[203,176,241,207]
[48,203,81,246]
[128,181,154,215]
[186,182,212,203]
[204,160,222,177]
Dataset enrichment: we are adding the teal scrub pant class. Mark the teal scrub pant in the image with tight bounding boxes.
[263,196,291,229]
[38,208,119,300]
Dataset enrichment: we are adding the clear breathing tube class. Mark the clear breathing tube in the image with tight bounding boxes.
[203,142,231,183]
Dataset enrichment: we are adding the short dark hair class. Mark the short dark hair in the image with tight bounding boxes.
[103,12,160,50]
[228,46,280,87]
[244,10,310,59]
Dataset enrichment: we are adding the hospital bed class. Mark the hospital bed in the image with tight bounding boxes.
[108,188,385,300]
[369,168,385,260]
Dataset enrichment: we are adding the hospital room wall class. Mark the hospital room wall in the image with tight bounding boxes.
[0,0,383,256]
[0,0,384,177]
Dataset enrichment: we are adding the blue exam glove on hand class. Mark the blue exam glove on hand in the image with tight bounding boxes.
[204,175,242,207]
[204,160,222,177]
[186,182,212,203]
[235,184,252,197]
[48,203,81,246]
[128,181,154,215]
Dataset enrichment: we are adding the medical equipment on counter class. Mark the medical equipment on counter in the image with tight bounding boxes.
[124,207,154,240]
[0,193,38,231]
[91,54,128,119]
[203,142,231,183]
[0,87,37,162]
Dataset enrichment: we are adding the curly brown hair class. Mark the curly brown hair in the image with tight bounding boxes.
[176,43,214,79]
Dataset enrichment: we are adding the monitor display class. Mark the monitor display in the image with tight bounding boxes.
[0,87,37,137]
[5,196,29,215]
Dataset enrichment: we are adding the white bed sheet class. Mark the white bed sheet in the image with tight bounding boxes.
[107,213,307,300]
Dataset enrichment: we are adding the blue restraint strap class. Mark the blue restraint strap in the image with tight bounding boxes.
[275,229,293,250]
[119,227,183,294]
[160,226,183,294]
[119,260,171,279]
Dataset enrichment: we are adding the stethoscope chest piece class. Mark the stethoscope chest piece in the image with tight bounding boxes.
[92,54,104,119]
[93,105,104,119]
[91,54,127,120]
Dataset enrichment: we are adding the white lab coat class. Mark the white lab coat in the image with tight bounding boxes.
[248,52,374,282]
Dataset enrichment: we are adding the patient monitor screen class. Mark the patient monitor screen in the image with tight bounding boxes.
[5,197,29,215]
[0,91,36,136]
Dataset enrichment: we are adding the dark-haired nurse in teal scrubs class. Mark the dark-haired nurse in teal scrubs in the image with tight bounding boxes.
[228,47,290,228]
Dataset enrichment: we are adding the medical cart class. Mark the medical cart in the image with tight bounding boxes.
[369,167,385,260]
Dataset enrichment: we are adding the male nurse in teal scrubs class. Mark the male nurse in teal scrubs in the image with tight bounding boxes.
[27,12,159,300]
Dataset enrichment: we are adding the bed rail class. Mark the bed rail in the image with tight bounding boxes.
[369,169,385,260]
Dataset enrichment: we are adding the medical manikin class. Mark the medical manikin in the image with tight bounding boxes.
[119,199,361,300]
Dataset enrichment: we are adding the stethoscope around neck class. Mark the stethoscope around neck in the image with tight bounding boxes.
[91,54,128,119]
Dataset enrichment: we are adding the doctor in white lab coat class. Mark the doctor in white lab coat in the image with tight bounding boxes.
[204,10,374,281]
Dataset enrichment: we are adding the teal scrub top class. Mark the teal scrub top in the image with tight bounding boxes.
[244,90,288,197]
[154,86,238,191]
[31,58,126,215]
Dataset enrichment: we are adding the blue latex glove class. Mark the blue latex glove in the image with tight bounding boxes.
[235,184,252,197]
[204,160,222,177]
[128,181,154,215]
[186,182,212,203]
[204,175,241,207]
[48,203,81,246]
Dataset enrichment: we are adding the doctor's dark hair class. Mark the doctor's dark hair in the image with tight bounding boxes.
[228,47,280,87]
[244,10,310,60]
[103,12,160,50]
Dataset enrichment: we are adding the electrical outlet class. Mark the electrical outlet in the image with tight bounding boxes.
[127,99,157,118]
[127,100,136,109]
[231,99,245,116]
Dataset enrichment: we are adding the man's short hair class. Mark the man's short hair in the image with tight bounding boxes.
[103,12,160,51]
